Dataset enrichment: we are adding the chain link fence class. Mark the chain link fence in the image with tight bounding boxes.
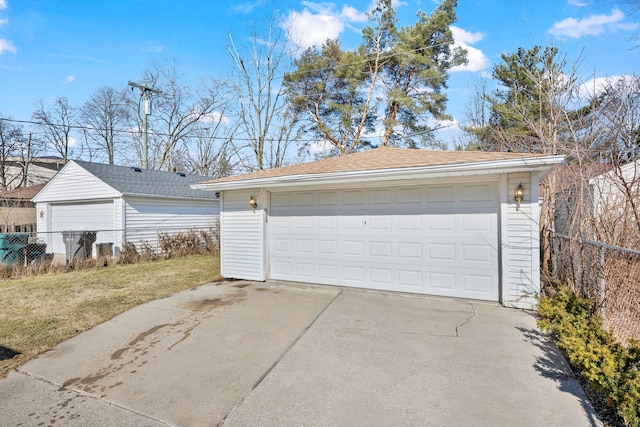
[552,232,640,344]
[0,225,219,268]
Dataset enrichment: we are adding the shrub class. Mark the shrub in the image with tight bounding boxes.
[118,242,140,264]
[158,228,219,259]
[539,286,640,426]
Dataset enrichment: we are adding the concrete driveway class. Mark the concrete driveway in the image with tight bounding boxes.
[0,280,601,426]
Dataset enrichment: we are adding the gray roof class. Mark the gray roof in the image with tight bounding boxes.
[73,160,217,201]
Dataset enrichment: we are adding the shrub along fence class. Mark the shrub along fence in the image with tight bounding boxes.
[0,225,220,269]
[552,232,640,344]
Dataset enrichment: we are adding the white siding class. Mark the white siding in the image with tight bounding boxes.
[503,172,539,309]
[35,202,47,236]
[43,201,116,256]
[123,197,219,250]
[33,161,120,203]
[221,190,265,281]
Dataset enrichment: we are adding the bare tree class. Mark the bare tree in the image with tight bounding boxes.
[32,97,76,162]
[128,59,228,171]
[0,118,23,190]
[462,46,592,274]
[228,15,301,170]
[80,86,130,165]
[586,76,640,247]
[182,110,238,178]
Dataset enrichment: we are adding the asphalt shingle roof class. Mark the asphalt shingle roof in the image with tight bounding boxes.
[199,147,549,185]
[0,184,46,200]
[73,161,216,200]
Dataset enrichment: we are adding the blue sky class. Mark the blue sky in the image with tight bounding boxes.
[0,0,638,149]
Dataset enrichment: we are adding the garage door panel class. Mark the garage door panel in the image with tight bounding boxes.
[295,263,314,277]
[429,272,456,290]
[370,189,391,204]
[272,237,292,252]
[428,215,454,230]
[462,184,492,202]
[369,216,391,229]
[428,243,455,261]
[427,185,455,202]
[463,274,494,293]
[370,268,392,284]
[462,214,495,231]
[343,240,363,256]
[269,184,499,301]
[317,191,338,205]
[398,270,423,287]
[398,215,421,230]
[397,242,422,260]
[462,244,494,263]
[396,187,421,203]
[318,216,337,229]
[343,266,364,283]
[272,261,292,275]
[343,190,364,205]
[369,241,392,257]
[318,240,338,255]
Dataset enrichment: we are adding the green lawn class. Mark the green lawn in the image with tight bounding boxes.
[0,253,221,377]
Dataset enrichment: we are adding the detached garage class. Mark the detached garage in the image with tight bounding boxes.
[33,160,219,258]
[193,148,563,309]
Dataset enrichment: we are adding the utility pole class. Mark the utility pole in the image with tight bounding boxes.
[128,81,161,169]
[22,133,32,188]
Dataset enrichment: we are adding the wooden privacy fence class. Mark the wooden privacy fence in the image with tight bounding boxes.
[552,232,640,344]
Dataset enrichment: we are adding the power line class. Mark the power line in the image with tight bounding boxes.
[0,115,466,144]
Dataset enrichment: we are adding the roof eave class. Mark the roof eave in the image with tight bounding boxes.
[121,191,220,202]
[192,155,565,192]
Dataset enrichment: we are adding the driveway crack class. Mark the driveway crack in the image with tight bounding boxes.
[219,289,343,426]
[455,302,477,337]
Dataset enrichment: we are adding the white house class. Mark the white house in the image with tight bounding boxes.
[2,156,64,190]
[589,160,640,216]
[33,160,220,258]
[193,147,564,309]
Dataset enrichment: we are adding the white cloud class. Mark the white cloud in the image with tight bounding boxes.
[549,8,639,39]
[0,0,6,11]
[283,1,368,49]
[307,138,335,156]
[141,45,164,53]
[0,38,16,54]
[64,75,75,84]
[230,0,266,14]
[578,75,627,99]
[340,5,367,23]
[68,136,78,148]
[449,26,490,73]
[198,111,230,124]
[568,0,592,6]
[0,18,7,26]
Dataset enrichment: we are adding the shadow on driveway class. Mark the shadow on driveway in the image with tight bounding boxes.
[519,327,607,427]
[0,281,603,426]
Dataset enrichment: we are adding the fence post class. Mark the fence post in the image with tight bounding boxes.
[599,246,605,319]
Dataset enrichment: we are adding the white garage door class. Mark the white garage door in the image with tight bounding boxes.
[269,183,500,301]
[49,201,115,255]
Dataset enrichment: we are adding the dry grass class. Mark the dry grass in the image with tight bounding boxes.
[0,253,221,378]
